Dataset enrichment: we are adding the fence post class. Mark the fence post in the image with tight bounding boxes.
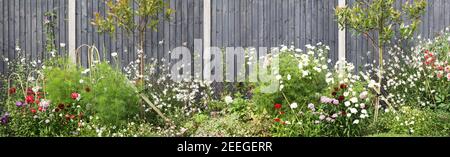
[68,0,76,64]
[338,0,346,61]
[203,0,211,80]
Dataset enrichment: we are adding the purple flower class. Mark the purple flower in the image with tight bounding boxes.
[319,115,326,120]
[308,103,316,111]
[16,101,24,107]
[332,100,340,105]
[0,113,10,125]
[320,96,339,105]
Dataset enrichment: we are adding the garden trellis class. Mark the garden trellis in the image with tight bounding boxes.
[1,0,450,74]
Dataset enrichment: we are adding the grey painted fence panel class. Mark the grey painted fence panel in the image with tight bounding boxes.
[1,0,450,75]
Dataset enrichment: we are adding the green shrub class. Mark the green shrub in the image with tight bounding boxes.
[81,63,140,126]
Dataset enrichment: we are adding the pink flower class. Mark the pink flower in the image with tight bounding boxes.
[359,91,369,100]
[447,73,450,81]
[319,115,326,120]
[71,92,80,101]
[437,72,443,79]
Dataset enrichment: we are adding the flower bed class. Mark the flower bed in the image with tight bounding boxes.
[1,32,450,137]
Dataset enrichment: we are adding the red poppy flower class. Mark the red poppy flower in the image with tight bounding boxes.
[8,87,16,95]
[35,100,40,105]
[334,87,340,92]
[30,108,37,114]
[71,92,79,100]
[332,92,337,96]
[274,118,281,123]
[274,104,282,109]
[26,88,34,95]
[58,104,65,110]
[25,96,34,104]
[38,107,43,112]
[65,114,71,121]
[338,96,345,102]
[340,84,348,89]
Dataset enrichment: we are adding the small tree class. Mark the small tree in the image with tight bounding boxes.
[335,0,426,117]
[92,0,173,84]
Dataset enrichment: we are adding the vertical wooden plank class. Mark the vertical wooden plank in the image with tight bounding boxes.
[97,0,104,60]
[59,0,66,56]
[257,0,263,47]
[0,0,3,59]
[211,0,217,47]
[317,0,323,44]
[239,0,245,47]
[229,0,234,47]
[438,0,444,31]
[31,0,37,60]
[81,0,88,66]
[217,0,224,47]
[288,0,294,46]
[36,0,42,60]
[0,0,4,73]
[11,1,20,58]
[223,0,228,47]
[52,0,60,56]
[329,0,336,63]
[92,0,99,59]
[324,0,330,59]
[446,0,450,28]
[13,0,19,59]
[263,0,269,47]
[312,0,318,44]
[163,0,170,65]
[188,0,194,61]
[300,0,306,49]
[294,0,300,48]
[24,0,30,60]
[76,0,82,50]
[244,0,250,47]
[306,0,311,45]
[282,0,287,45]
[169,0,176,64]
[251,0,257,47]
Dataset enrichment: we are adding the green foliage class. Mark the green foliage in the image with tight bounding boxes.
[384,30,450,110]
[44,10,58,56]
[375,106,450,136]
[44,60,82,105]
[81,63,141,126]
[92,0,173,34]
[336,0,426,44]
[253,45,329,113]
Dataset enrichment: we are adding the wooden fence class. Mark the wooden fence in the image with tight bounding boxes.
[1,0,450,74]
